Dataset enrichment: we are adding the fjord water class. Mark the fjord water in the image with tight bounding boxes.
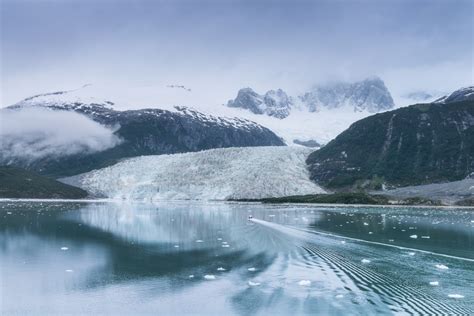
[1,202,473,315]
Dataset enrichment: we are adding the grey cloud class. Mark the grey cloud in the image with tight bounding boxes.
[0,108,122,162]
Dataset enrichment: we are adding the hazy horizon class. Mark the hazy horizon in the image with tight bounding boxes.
[1,0,472,107]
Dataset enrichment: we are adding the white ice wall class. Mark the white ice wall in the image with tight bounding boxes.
[66,146,326,201]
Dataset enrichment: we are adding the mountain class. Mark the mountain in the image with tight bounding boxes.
[62,146,325,200]
[306,95,474,189]
[0,166,88,199]
[433,86,474,104]
[227,88,292,118]
[300,77,394,113]
[2,89,285,177]
[226,77,394,119]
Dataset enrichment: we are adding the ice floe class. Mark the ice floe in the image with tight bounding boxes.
[435,264,449,270]
[298,280,311,286]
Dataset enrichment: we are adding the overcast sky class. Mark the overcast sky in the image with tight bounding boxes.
[1,0,472,107]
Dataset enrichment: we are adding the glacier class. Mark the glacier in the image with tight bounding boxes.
[63,146,326,200]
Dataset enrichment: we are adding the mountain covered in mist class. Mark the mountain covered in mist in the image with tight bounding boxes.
[306,87,474,189]
[227,77,395,119]
[1,89,284,177]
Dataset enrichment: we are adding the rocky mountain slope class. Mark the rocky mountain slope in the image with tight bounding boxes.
[2,90,284,177]
[306,87,474,189]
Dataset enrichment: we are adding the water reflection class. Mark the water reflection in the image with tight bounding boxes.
[0,201,473,315]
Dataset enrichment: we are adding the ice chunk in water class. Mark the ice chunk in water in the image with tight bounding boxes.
[448,294,464,299]
[217,267,226,271]
[429,281,439,286]
[60,247,69,251]
[435,264,449,270]
[361,259,371,264]
[409,235,418,239]
[298,280,311,286]
[204,275,216,280]
[247,267,257,272]
[195,240,204,243]
[248,281,261,286]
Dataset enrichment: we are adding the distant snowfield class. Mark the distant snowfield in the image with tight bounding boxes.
[63,147,326,201]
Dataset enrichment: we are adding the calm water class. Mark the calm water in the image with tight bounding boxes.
[1,201,473,315]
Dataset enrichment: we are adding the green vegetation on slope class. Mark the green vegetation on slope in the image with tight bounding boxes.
[256,193,390,205]
[234,193,442,206]
[307,101,474,189]
[0,166,88,199]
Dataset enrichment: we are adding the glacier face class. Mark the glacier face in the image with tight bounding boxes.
[64,147,326,201]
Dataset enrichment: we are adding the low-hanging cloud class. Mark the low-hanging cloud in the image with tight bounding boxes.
[0,108,122,162]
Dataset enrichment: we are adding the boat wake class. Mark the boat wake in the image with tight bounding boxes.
[250,218,473,315]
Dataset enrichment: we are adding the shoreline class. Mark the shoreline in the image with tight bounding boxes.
[1,198,473,210]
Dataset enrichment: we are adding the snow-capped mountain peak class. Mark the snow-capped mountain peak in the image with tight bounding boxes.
[300,77,394,113]
[226,87,292,119]
[433,86,474,104]
[13,84,115,111]
[227,77,395,119]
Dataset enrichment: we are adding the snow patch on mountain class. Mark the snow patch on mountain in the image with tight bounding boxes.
[63,147,326,200]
